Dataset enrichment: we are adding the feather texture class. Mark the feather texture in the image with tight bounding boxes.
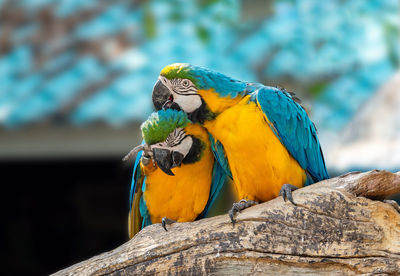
[251,84,329,182]
[196,155,228,219]
[128,145,151,238]
[161,63,247,98]
[128,124,227,238]
[141,109,191,145]
[209,134,232,179]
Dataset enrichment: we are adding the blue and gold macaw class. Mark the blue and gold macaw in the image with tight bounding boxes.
[126,109,226,238]
[151,63,329,223]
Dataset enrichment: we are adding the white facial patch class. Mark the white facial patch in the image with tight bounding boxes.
[149,128,193,158]
[173,95,202,113]
[158,76,202,113]
[171,135,193,157]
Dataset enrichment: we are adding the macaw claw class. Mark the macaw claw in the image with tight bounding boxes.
[279,184,299,205]
[122,145,145,162]
[228,199,258,226]
[122,143,157,167]
[161,217,176,231]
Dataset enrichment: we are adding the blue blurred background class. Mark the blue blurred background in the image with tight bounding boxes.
[1,0,399,275]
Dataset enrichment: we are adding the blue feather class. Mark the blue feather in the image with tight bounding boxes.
[129,148,142,208]
[209,134,232,179]
[192,68,247,98]
[252,85,329,182]
[129,140,151,230]
[164,63,248,98]
[196,158,227,219]
[170,64,328,183]
[139,191,151,228]
[130,136,229,231]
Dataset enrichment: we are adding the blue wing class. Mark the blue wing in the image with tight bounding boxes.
[129,149,143,209]
[128,142,151,238]
[196,155,228,219]
[209,134,232,179]
[194,134,230,219]
[252,85,329,183]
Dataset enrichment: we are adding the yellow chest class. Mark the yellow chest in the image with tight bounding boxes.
[204,96,306,202]
[143,130,214,223]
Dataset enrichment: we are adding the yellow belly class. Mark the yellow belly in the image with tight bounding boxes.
[143,125,214,223]
[204,96,306,202]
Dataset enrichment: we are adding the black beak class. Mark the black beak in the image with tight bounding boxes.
[172,151,184,168]
[152,80,182,111]
[152,80,172,111]
[153,147,175,176]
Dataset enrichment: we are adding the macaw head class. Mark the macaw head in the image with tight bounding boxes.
[124,109,205,176]
[152,63,247,123]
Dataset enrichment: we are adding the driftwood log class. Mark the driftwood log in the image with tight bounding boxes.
[53,170,400,275]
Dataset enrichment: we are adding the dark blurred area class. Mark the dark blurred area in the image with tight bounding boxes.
[2,159,131,275]
[0,0,399,275]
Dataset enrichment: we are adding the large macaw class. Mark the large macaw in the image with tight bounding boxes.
[125,109,226,238]
[151,63,329,223]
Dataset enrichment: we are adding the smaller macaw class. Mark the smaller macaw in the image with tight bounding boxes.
[125,109,226,238]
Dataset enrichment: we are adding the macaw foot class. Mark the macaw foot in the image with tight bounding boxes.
[123,144,155,166]
[383,199,400,214]
[228,199,258,226]
[161,217,176,231]
[279,184,299,205]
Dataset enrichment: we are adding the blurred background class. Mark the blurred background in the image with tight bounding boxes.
[1,0,399,275]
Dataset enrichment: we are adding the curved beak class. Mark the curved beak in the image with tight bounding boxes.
[152,80,172,111]
[152,79,182,111]
[172,151,184,168]
[153,147,175,176]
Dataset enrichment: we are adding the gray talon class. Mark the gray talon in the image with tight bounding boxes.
[161,217,176,231]
[141,156,150,166]
[279,184,299,205]
[228,199,258,226]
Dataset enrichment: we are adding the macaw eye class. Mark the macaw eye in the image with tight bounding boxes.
[182,79,190,87]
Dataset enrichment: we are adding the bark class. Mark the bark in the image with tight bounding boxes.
[53,170,400,275]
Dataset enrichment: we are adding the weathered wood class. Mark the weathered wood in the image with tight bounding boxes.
[53,170,400,275]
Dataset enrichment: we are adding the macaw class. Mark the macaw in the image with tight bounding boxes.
[151,63,329,223]
[125,109,226,238]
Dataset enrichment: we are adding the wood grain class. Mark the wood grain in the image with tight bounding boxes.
[53,170,400,275]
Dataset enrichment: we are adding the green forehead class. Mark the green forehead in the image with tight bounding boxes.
[159,63,248,98]
[160,63,197,84]
[141,109,191,145]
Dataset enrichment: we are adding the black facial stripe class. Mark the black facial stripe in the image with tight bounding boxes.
[170,134,189,147]
[175,92,198,96]
[166,133,188,147]
[165,129,182,144]
[176,131,185,141]
[173,86,197,96]
[187,98,216,124]
[178,89,196,94]
[169,129,185,140]
[171,82,197,95]
[182,136,204,164]
[178,86,196,91]
[169,131,185,145]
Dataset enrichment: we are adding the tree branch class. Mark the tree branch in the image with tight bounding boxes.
[53,170,400,275]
